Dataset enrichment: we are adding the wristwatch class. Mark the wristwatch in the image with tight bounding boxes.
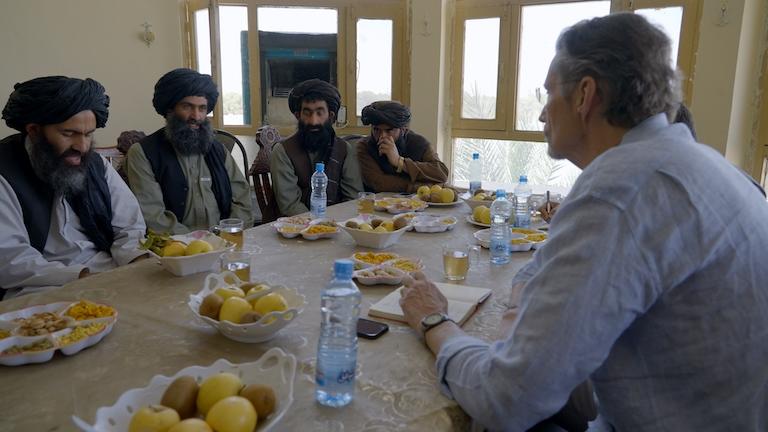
[421,312,453,336]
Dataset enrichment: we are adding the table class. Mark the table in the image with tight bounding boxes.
[0,200,536,431]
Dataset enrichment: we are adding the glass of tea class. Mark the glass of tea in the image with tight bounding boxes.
[357,192,375,215]
[442,243,480,281]
[214,218,244,250]
[220,251,252,282]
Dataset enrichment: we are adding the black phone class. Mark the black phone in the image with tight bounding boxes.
[357,318,389,339]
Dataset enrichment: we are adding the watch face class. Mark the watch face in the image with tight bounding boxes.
[423,313,445,326]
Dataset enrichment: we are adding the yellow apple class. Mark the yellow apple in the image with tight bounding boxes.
[416,185,430,200]
[218,297,252,323]
[197,373,243,415]
[206,396,257,432]
[128,405,180,432]
[214,285,245,300]
[184,239,213,256]
[252,293,288,317]
[380,220,394,231]
[245,284,270,297]
[358,223,373,231]
[373,226,388,233]
[439,188,455,203]
[479,207,492,225]
[429,184,443,193]
[168,419,212,432]
[161,241,186,257]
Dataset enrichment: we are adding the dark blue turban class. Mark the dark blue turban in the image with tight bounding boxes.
[2,76,109,131]
[152,68,218,116]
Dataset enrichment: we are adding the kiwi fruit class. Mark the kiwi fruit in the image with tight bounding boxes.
[239,383,277,418]
[371,218,384,228]
[160,375,199,419]
[199,293,224,320]
[345,220,359,229]
[239,311,262,324]
[393,217,409,231]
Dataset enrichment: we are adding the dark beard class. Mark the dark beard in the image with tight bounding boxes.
[164,114,214,155]
[28,135,93,196]
[297,119,334,153]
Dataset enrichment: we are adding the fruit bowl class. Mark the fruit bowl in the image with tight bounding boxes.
[188,272,306,343]
[72,348,296,432]
[461,192,496,210]
[149,231,235,276]
[340,217,409,249]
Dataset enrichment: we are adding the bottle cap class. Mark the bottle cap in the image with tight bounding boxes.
[334,259,354,279]
[472,153,479,160]
[495,189,506,198]
[315,163,325,173]
[519,174,527,183]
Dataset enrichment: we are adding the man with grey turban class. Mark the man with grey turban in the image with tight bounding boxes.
[0,76,147,299]
[270,79,363,216]
[357,101,448,193]
[125,68,252,233]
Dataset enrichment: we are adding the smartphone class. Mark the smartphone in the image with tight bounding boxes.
[357,318,389,339]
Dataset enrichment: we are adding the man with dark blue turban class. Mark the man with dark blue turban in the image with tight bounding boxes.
[125,68,252,233]
[0,76,147,299]
[270,79,363,216]
[357,101,448,193]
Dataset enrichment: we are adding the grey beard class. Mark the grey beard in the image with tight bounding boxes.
[164,114,214,155]
[27,136,90,196]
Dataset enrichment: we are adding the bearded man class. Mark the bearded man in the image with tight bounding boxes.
[270,79,363,216]
[357,101,448,193]
[0,76,147,299]
[125,68,253,233]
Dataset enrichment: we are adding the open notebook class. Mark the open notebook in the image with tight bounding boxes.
[368,283,492,326]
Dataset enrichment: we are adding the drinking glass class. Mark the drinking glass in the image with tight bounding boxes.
[357,192,375,215]
[214,218,244,250]
[442,243,481,281]
[220,251,252,282]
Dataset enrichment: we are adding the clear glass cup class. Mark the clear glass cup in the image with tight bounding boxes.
[357,192,375,215]
[214,218,244,250]
[220,251,252,282]
[442,243,480,281]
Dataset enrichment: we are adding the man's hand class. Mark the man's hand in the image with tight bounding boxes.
[378,136,401,167]
[399,272,449,332]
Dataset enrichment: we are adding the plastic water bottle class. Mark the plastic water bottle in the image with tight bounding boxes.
[469,153,482,196]
[310,162,328,218]
[315,259,361,407]
[490,189,512,265]
[514,175,532,228]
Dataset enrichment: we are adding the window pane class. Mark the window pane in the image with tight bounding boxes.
[516,2,610,131]
[356,19,393,116]
[452,138,581,191]
[636,7,683,67]
[194,9,211,76]
[220,5,249,126]
[461,18,500,120]
[257,7,338,126]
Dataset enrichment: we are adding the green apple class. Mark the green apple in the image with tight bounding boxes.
[218,297,252,323]
[197,373,243,415]
[206,396,257,432]
[168,419,212,432]
[128,405,180,432]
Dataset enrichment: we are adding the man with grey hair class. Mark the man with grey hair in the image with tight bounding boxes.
[400,13,768,431]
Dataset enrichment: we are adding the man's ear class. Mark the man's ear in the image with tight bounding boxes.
[293,111,300,120]
[25,123,41,139]
[575,76,599,123]
[330,111,336,123]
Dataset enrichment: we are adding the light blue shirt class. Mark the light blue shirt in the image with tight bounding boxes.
[436,114,768,431]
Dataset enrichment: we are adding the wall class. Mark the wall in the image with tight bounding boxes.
[0,0,185,147]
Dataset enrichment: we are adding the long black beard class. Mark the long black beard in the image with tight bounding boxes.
[164,114,214,155]
[28,135,93,196]
[297,119,334,153]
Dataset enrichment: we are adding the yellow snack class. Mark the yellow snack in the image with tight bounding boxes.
[305,224,337,235]
[353,252,399,265]
[526,233,548,242]
[57,323,107,346]
[0,330,10,340]
[65,300,115,320]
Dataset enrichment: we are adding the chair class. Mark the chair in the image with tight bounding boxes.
[214,129,250,187]
[249,125,282,225]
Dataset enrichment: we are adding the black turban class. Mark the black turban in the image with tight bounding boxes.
[152,68,218,116]
[288,79,341,115]
[2,76,109,131]
[361,101,411,128]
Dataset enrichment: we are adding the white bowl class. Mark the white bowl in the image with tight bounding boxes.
[273,222,303,239]
[72,348,296,432]
[473,229,530,251]
[340,217,409,249]
[188,272,305,343]
[353,265,406,285]
[350,252,401,269]
[300,221,340,240]
[461,193,496,210]
[410,214,458,233]
[150,231,235,276]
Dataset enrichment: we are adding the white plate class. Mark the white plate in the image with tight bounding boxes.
[473,229,531,251]
[148,231,235,276]
[299,224,340,241]
[188,272,305,343]
[350,252,401,269]
[72,348,296,432]
[352,265,406,286]
[410,214,458,233]
[465,215,490,228]
[275,215,312,226]
[413,196,462,207]
[273,222,303,239]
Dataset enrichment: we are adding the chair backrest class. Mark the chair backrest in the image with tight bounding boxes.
[214,129,250,187]
[250,125,282,224]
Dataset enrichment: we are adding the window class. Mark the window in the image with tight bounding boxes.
[185,0,407,136]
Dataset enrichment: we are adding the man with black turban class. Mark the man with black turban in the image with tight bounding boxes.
[270,79,363,216]
[357,101,448,193]
[125,68,252,233]
[0,76,147,299]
